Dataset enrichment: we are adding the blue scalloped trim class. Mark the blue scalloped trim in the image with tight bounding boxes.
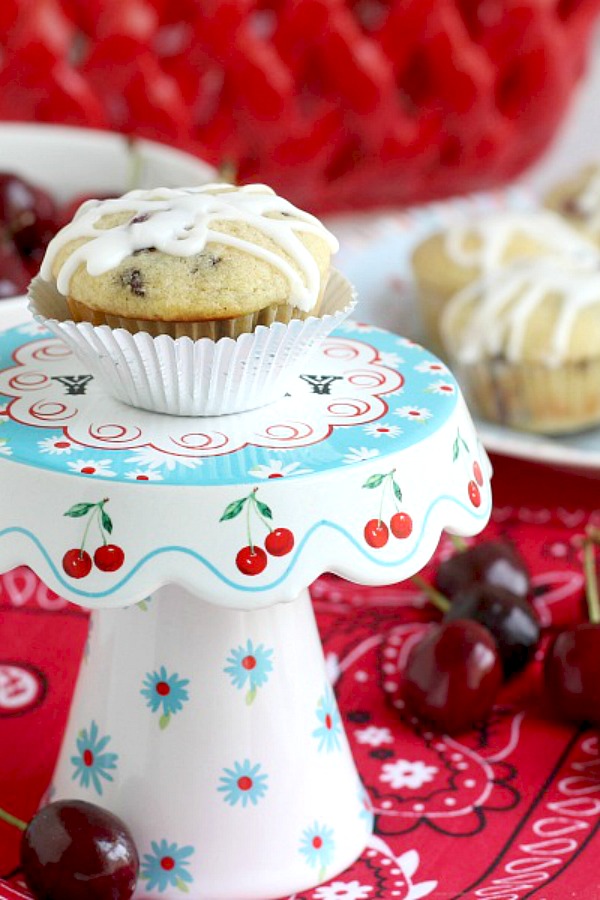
[0,493,490,599]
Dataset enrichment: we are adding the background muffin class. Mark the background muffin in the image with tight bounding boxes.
[41,183,338,339]
[411,209,597,356]
[440,257,600,435]
[545,163,600,248]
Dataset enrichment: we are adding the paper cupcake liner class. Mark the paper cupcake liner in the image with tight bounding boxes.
[451,356,600,434]
[64,296,323,339]
[28,270,356,417]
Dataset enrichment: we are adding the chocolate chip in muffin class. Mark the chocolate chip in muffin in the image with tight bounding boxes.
[120,268,145,297]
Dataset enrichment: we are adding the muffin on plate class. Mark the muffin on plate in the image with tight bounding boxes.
[39,183,339,339]
[411,209,597,356]
[30,184,355,417]
[545,163,600,248]
[440,257,600,434]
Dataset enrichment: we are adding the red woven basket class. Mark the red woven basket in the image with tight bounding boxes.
[1,0,599,212]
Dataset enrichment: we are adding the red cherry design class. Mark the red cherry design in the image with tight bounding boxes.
[62,549,92,579]
[364,519,389,548]
[94,544,125,572]
[236,546,267,576]
[473,461,483,486]
[265,527,294,557]
[390,512,413,539]
[468,480,481,508]
[403,618,502,734]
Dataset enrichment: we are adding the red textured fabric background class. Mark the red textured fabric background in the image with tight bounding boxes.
[0,454,599,899]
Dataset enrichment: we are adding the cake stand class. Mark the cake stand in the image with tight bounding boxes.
[0,318,491,900]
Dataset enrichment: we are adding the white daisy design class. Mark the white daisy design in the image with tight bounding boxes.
[342,446,380,464]
[125,447,202,471]
[380,759,438,790]
[414,360,448,374]
[377,351,404,368]
[125,468,164,482]
[394,406,432,423]
[354,726,393,747]
[314,881,373,900]
[363,423,402,439]
[38,436,75,455]
[425,381,455,396]
[66,459,115,477]
[248,459,312,479]
[397,337,423,349]
[0,439,12,457]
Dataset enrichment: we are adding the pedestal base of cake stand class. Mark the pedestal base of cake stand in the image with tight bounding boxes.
[50,585,372,900]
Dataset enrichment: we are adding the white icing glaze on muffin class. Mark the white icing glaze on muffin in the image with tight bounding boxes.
[441,256,600,366]
[442,209,597,273]
[41,184,339,314]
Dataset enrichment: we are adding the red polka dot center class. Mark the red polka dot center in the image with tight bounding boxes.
[242,655,257,670]
[237,776,253,791]
[325,714,332,730]
[156,681,170,696]
[136,475,149,481]
[54,441,70,449]
[312,836,323,849]
[81,466,96,475]
[160,857,175,871]
[83,749,94,767]
[268,473,283,478]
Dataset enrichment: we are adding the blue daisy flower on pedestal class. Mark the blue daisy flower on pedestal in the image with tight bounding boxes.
[299,822,335,880]
[218,759,269,807]
[140,839,194,893]
[224,639,274,704]
[71,721,118,796]
[312,684,342,753]
[141,666,190,729]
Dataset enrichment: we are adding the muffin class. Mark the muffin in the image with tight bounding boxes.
[440,257,600,434]
[39,183,339,339]
[545,163,600,247]
[411,208,597,356]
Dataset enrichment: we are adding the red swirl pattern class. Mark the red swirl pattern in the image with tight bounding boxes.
[87,423,143,444]
[28,402,77,422]
[7,373,48,391]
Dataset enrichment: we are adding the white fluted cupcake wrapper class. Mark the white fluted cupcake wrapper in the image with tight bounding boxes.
[28,270,356,416]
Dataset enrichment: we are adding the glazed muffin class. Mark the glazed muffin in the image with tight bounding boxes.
[545,163,600,248]
[39,183,339,339]
[440,257,600,434]
[411,209,597,356]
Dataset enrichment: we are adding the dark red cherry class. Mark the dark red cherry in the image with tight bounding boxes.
[0,173,58,263]
[444,584,540,678]
[21,799,139,900]
[436,540,530,602]
[0,239,30,298]
[403,619,502,734]
[544,624,600,725]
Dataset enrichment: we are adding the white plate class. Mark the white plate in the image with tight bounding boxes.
[326,191,600,474]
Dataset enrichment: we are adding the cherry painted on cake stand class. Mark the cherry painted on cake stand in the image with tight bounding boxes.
[0,319,491,900]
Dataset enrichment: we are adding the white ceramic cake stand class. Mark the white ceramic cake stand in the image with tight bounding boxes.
[0,319,491,900]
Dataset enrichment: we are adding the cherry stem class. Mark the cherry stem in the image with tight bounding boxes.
[583,537,600,625]
[250,493,273,534]
[410,574,450,614]
[449,533,468,553]
[0,806,27,832]
[80,509,96,557]
[246,492,254,553]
